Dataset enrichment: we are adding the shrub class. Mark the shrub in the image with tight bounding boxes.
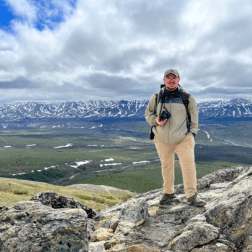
[75,195,92,200]
[104,196,115,200]
[108,202,117,206]
[13,190,28,195]
[122,195,132,201]
[93,197,105,204]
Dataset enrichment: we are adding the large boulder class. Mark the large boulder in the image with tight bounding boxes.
[0,201,88,251]
[30,191,96,218]
[168,214,220,251]
[205,167,252,250]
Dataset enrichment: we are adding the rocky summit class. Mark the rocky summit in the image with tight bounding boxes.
[1,166,252,252]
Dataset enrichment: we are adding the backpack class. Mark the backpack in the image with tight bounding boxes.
[150,84,190,140]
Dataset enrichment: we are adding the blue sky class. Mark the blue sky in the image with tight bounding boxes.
[0,2,14,28]
[0,0,252,104]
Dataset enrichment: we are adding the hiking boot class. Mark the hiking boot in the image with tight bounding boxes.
[187,192,206,207]
[159,193,179,205]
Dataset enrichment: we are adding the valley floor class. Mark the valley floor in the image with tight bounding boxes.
[0,121,251,193]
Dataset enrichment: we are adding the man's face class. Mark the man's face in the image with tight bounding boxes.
[163,73,180,91]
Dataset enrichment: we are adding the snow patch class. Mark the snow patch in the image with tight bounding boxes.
[133,161,150,164]
[54,143,73,149]
[100,163,122,167]
[203,131,212,142]
[225,140,241,146]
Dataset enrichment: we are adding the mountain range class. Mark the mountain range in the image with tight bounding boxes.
[0,98,252,123]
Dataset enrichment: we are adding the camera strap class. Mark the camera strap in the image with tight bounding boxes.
[159,89,168,116]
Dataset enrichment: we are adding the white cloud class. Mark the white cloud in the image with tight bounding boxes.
[0,0,252,103]
[5,0,38,24]
[182,1,228,30]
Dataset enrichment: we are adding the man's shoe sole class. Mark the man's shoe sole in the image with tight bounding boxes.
[189,202,206,207]
[155,203,174,208]
[156,198,181,207]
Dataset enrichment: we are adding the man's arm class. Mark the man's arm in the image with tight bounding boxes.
[145,94,159,126]
[188,95,198,137]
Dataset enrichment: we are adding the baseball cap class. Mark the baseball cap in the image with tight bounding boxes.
[164,68,180,78]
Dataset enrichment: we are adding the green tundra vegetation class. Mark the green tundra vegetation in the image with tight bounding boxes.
[0,177,136,211]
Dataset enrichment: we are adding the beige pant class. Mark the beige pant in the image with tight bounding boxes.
[154,133,197,198]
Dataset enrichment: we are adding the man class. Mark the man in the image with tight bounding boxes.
[145,68,206,207]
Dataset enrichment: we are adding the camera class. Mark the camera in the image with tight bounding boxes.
[159,110,171,121]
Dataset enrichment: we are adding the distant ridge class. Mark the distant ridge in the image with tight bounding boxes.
[0,98,252,123]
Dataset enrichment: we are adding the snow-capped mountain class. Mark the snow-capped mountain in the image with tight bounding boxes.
[197,98,252,119]
[0,98,251,122]
[0,100,147,121]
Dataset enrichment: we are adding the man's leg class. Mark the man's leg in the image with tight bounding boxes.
[154,135,176,194]
[175,134,197,199]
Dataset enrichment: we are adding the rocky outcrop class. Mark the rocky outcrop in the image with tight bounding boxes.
[0,201,88,251]
[90,166,252,252]
[0,166,252,252]
[30,191,97,218]
[0,191,96,251]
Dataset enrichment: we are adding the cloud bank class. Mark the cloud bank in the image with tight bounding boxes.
[0,0,252,104]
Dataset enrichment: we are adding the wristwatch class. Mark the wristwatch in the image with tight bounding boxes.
[192,133,196,137]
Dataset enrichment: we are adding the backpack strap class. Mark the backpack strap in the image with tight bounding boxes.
[178,84,191,123]
[154,84,191,123]
[181,90,191,123]
[154,86,165,115]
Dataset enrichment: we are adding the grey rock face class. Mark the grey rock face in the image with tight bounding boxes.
[0,201,88,252]
[169,214,220,251]
[119,199,148,224]
[30,191,97,218]
[191,243,233,252]
[205,168,252,251]
[90,166,252,251]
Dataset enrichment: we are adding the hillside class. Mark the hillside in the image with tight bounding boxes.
[0,177,137,211]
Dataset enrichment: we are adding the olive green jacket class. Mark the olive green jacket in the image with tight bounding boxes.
[145,85,198,144]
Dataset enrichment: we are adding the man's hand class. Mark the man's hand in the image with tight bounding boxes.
[156,117,167,126]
